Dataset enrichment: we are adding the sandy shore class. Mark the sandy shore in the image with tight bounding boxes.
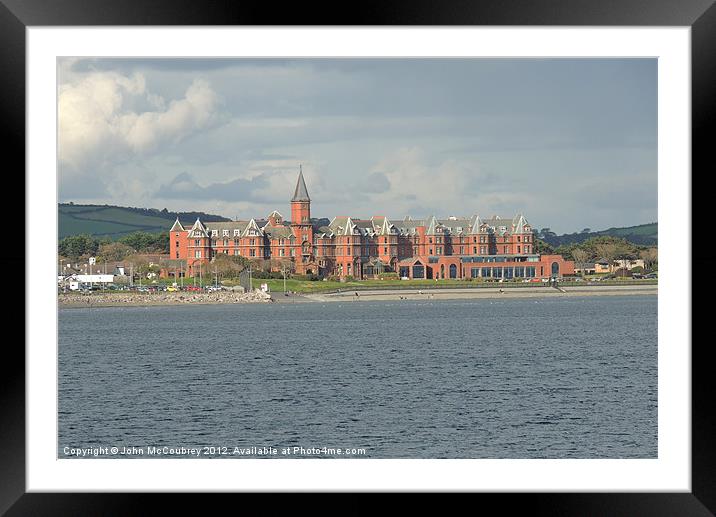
[303,284,657,302]
[59,284,656,308]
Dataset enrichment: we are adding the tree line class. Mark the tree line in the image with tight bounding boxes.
[534,234,658,272]
[58,232,169,261]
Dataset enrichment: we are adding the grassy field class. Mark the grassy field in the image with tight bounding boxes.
[59,205,177,239]
[216,277,658,294]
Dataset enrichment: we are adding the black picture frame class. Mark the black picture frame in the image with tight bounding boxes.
[5,0,712,513]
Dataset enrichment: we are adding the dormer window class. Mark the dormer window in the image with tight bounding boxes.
[223,230,229,236]
[211,230,218,237]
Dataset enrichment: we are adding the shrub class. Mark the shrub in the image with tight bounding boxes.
[377,272,399,280]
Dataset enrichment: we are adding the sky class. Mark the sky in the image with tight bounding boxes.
[58,58,657,234]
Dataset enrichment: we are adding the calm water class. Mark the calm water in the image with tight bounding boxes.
[58,296,657,458]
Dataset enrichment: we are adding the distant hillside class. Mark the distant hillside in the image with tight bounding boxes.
[540,222,658,247]
[58,203,230,239]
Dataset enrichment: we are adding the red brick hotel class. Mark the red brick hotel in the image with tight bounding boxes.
[170,170,574,280]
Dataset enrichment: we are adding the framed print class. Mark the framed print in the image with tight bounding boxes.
[6,0,714,513]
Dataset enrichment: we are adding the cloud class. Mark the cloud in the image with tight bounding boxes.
[157,171,276,202]
[59,72,220,172]
[366,147,477,213]
[358,172,391,193]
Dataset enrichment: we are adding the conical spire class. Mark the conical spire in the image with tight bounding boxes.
[291,166,310,202]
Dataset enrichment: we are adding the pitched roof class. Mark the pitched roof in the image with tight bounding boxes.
[170,218,185,231]
[263,225,293,239]
[291,169,310,202]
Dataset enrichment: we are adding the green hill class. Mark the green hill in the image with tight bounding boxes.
[541,222,658,247]
[58,203,230,239]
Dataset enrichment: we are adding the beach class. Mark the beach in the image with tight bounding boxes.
[58,284,656,308]
[303,284,657,302]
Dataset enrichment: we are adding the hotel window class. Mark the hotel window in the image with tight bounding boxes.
[517,245,521,253]
[234,250,239,255]
[437,247,442,255]
[223,230,229,236]
[473,247,477,254]
[175,241,179,249]
[429,237,433,244]
[211,230,217,237]
[176,251,179,259]
[517,236,521,242]
[250,238,255,245]
[234,238,239,246]
[504,246,508,253]
[413,246,418,254]
[212,239,217,246]
[234,229,240,236]
[290,249,295,257]
[194,239,200,246]
[224,250,228,254]
[195,250,201,258]
[460,246,464,254]
[384,247,388,255]
[429,248,433,255]
[224,239,229,246]
[280,249,284,257]
[250,249,256,257]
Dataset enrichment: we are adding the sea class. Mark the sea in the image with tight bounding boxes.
[58,295,657,459]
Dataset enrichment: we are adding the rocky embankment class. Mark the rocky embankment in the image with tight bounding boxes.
[58,289,273,308]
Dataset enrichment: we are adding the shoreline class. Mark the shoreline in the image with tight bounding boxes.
[58,284,656,308]
[304,284,657,302]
